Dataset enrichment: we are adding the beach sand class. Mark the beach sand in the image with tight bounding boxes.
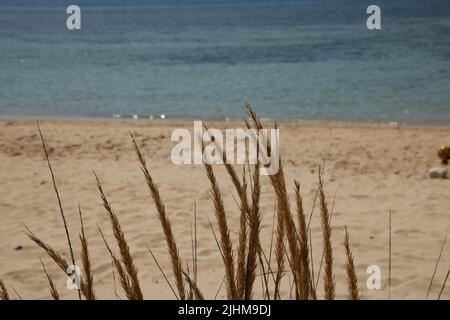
[0,118,449,300]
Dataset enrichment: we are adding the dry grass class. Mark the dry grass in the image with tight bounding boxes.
[318,168,336,300]
[25,226,70,273]
[205,121,253,300]
[37,122,81,300]
[183,271,205,300]
[40,260,60,300]
[272,164,301,299]
[438,268,450,300]
[131,133,186,300]
[1,104,448,301]
[245,161,262,299]
[426,234,447,299]
[98,226,135,300]
[236,169,248,300]
[147,246,179,300]
[78,206,96,300]
[95,172,143,300]
[295,181,312,300]
[203,158,237,299]
[0,280,9,301]
[344,227,359,300]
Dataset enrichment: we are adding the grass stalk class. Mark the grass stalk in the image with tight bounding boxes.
[131,133,186,300]
[37,122,80,300]
[319,170,335,300]
[40,260,60,300]
[203,161,237,299]
[78,206,96,300]
[295,180,312,300]
[94,175,143,300]
[426,234,447,299]
[344,227,359,300]
[0,280,9,300]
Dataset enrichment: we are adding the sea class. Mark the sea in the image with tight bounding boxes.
[0,0,449,123]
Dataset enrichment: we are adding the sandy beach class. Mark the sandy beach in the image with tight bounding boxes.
[0,118,449,300]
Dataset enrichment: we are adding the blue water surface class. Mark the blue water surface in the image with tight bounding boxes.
[0,0,449,122]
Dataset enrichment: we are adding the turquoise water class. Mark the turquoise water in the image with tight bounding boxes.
[0,0,450,122]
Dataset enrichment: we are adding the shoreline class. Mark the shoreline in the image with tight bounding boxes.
[2,117,450,131]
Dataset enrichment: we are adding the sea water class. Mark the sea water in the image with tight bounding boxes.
[0,0,449,123]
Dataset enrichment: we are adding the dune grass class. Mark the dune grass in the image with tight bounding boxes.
[0,105,448,300]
